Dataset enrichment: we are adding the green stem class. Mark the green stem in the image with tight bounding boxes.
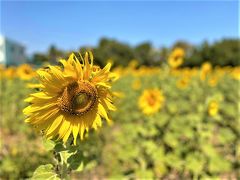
[193,173,198,180]
[59,151,69,179]
[61,161,68,179]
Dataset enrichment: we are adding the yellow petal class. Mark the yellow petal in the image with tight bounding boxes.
[63,125,72,143]
[92,114,102,130]
[72,122,80,145]
[58,119,71,139]
[98,103,111,123]
[46,114,63,136]
[79,122,85,140]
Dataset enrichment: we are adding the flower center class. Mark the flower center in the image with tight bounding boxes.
[73,93,89,109]
[58,81,98,115]
[24,69,31,74]
[147,94,156,106]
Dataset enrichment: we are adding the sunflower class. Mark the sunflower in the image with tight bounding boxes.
[168,48,185,69]
[176,77,189,89]
[132,79,141,90]
[4,66,16,79]
[208,100,219,117]
[231,67,240,80]
[138,89,165,115]
[208,75,218,87]
[17,64,36,80]
[200,62,212,81]
[0,64,5,79]
[23,52,117,145]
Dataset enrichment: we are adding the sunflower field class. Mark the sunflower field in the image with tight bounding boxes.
[0,49,239,180]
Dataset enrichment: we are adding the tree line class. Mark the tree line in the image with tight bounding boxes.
[32,38,240,67]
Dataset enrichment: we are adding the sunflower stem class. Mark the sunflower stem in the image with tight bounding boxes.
[59,151,69,179]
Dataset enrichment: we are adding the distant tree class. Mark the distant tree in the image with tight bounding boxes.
[94,38,134,67]
[134,42,154,66]
[159,46,169,63]
[32,53,48,65]
[47,45,65,64]
[210,39,240,66]
[30,38,239,67]
[184,39,240,67]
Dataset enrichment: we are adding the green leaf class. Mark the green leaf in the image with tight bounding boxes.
[208,156,232,173]
[218,128,235,144]
[42,139,55,151]
[54,143,66,152]
[201,144,217,157]
[185,152,205,173]
[153,161,167,177]
[75,161,84,172]
[31,164,60,180]
[142,140,158,155]
[135,169,154,179]
[164,132,179,148]
[67,151,85,171]
[165,153,183,170]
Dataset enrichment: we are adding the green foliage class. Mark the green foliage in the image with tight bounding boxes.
[0,79,31,133]
[0,66,239,179]
[0,79,52,179]
[86,38,135,67]
[31,38,240,67]
[31,164,60,180]
[184,39,240,67]
[95,69,239,179]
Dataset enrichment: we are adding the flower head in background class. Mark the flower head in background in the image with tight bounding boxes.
[200,62,212,81]
[4,66,16,79]
[138,88,165,115]
[132,78,142,90]
[176,76,190,89]
[208,74,218,87]
[208,100,219,117]
[168,47,185,69]
[17,64,36,80]
[23,52,117,145]
[0,64,5,79]
[231,67,240,80]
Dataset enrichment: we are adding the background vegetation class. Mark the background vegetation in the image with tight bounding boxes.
[0,38,239,179]
[31,38,240,67]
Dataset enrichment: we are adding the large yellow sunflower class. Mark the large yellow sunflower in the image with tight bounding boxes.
[138,89,165,115]
[23,52,117,145]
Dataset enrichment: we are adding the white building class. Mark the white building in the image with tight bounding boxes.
[0,35,27,66]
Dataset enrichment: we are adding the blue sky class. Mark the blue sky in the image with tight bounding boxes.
[1,1,239,55]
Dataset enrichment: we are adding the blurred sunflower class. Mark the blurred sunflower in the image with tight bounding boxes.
[23,52,117,145]
[208,75,218,87]
[17,64,36,80]
[132,79,141,90]
[168,48,185,69]
[208,100,219,117]
[176,77,189,89]
[138,89,165,115]
[0,64,5,79]
[200,62,212,81]
[4,66,16,79]
[128,59,139,70]
[231,67,240,80]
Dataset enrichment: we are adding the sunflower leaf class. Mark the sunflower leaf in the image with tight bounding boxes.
[42,138,55,151]
[31,164,60,180]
